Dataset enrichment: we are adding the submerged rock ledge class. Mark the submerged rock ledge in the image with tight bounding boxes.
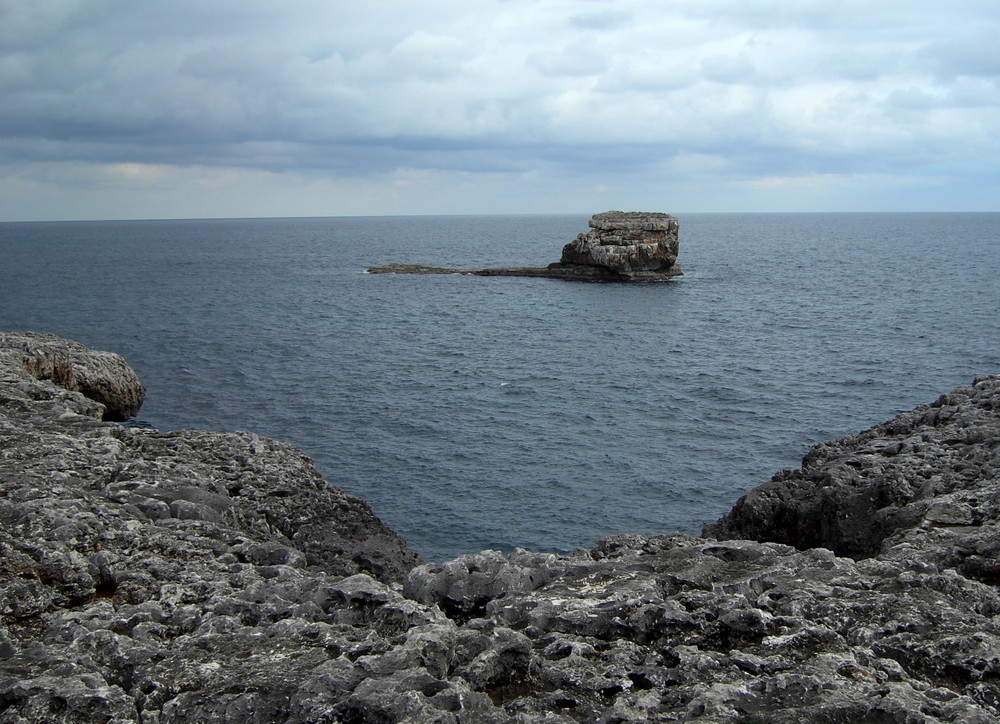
[2,332,1000,722]
[368,211,684,282]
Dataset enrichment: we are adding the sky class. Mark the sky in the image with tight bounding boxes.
[1,0,999,221]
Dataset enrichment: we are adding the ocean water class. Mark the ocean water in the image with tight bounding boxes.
[2,213,998,561]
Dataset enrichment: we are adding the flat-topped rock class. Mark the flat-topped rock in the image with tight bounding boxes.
[557,210,680,279]
[587,210,679,233]
[367,211,683,282]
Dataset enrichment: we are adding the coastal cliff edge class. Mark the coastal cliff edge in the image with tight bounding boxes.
[1,331,999,722]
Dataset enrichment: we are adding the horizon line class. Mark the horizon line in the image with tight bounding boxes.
[4,209,1000,224]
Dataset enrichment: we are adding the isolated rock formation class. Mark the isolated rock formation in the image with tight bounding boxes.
[2,332,1000,722]
[556,210,681,280]
[367,211,683,282]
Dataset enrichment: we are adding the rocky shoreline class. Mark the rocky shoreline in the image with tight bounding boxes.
[2,332,1000,721]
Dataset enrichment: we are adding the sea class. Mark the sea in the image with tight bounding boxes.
[1,213,998,562]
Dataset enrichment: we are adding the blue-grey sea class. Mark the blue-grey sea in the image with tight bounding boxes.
[2,213,998,561]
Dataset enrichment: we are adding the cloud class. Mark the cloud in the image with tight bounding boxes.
[1,0,999,219]
[700,52,755,84]
[920,31,1000,81]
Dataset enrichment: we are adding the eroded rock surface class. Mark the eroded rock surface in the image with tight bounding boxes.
[706,376,1000,560]
[0,333,423,722]
[2,332,1000,722]
[405,536,1000,722]
[1,331,145,420]
[555,210,681,281]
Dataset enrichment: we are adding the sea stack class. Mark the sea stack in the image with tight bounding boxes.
[552,210,681,281]
[367,211,683,282]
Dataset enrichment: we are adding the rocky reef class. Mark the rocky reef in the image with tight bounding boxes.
[367,211,683,282]
[2,332,1000,722]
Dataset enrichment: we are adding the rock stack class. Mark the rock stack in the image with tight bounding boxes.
[367,211,683,282]
[555,210,681,280]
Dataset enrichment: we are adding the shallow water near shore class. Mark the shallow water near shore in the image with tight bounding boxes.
[2,212,999,561]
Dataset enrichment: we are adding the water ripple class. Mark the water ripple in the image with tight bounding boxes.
[2,213,999,561]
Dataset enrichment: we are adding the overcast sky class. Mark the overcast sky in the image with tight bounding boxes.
[1,0,998,220]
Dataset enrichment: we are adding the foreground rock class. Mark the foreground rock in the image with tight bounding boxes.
[0,333,422,721]
[706,376,1000,562]
[2,331,145,420]
[2,333,1000,722]
[368,211,683,282]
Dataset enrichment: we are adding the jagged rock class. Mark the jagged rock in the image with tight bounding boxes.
[3,333,1000,722]
[403,533,1000,721]
[705,374,1000,559]
[403,548,577,622]
[0,333,429,721]
[555,210,681,280]
[367,211,683,282]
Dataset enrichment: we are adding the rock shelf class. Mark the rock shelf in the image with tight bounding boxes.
[2,331,999,721]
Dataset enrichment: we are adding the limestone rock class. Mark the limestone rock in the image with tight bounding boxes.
[556,210,681,280]
[368,211,683,282]
[0,332,427,720]
[403,534,1000,721]
[705,374,1000,559]
[1,331,145,420]
[3,332,1000,722]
